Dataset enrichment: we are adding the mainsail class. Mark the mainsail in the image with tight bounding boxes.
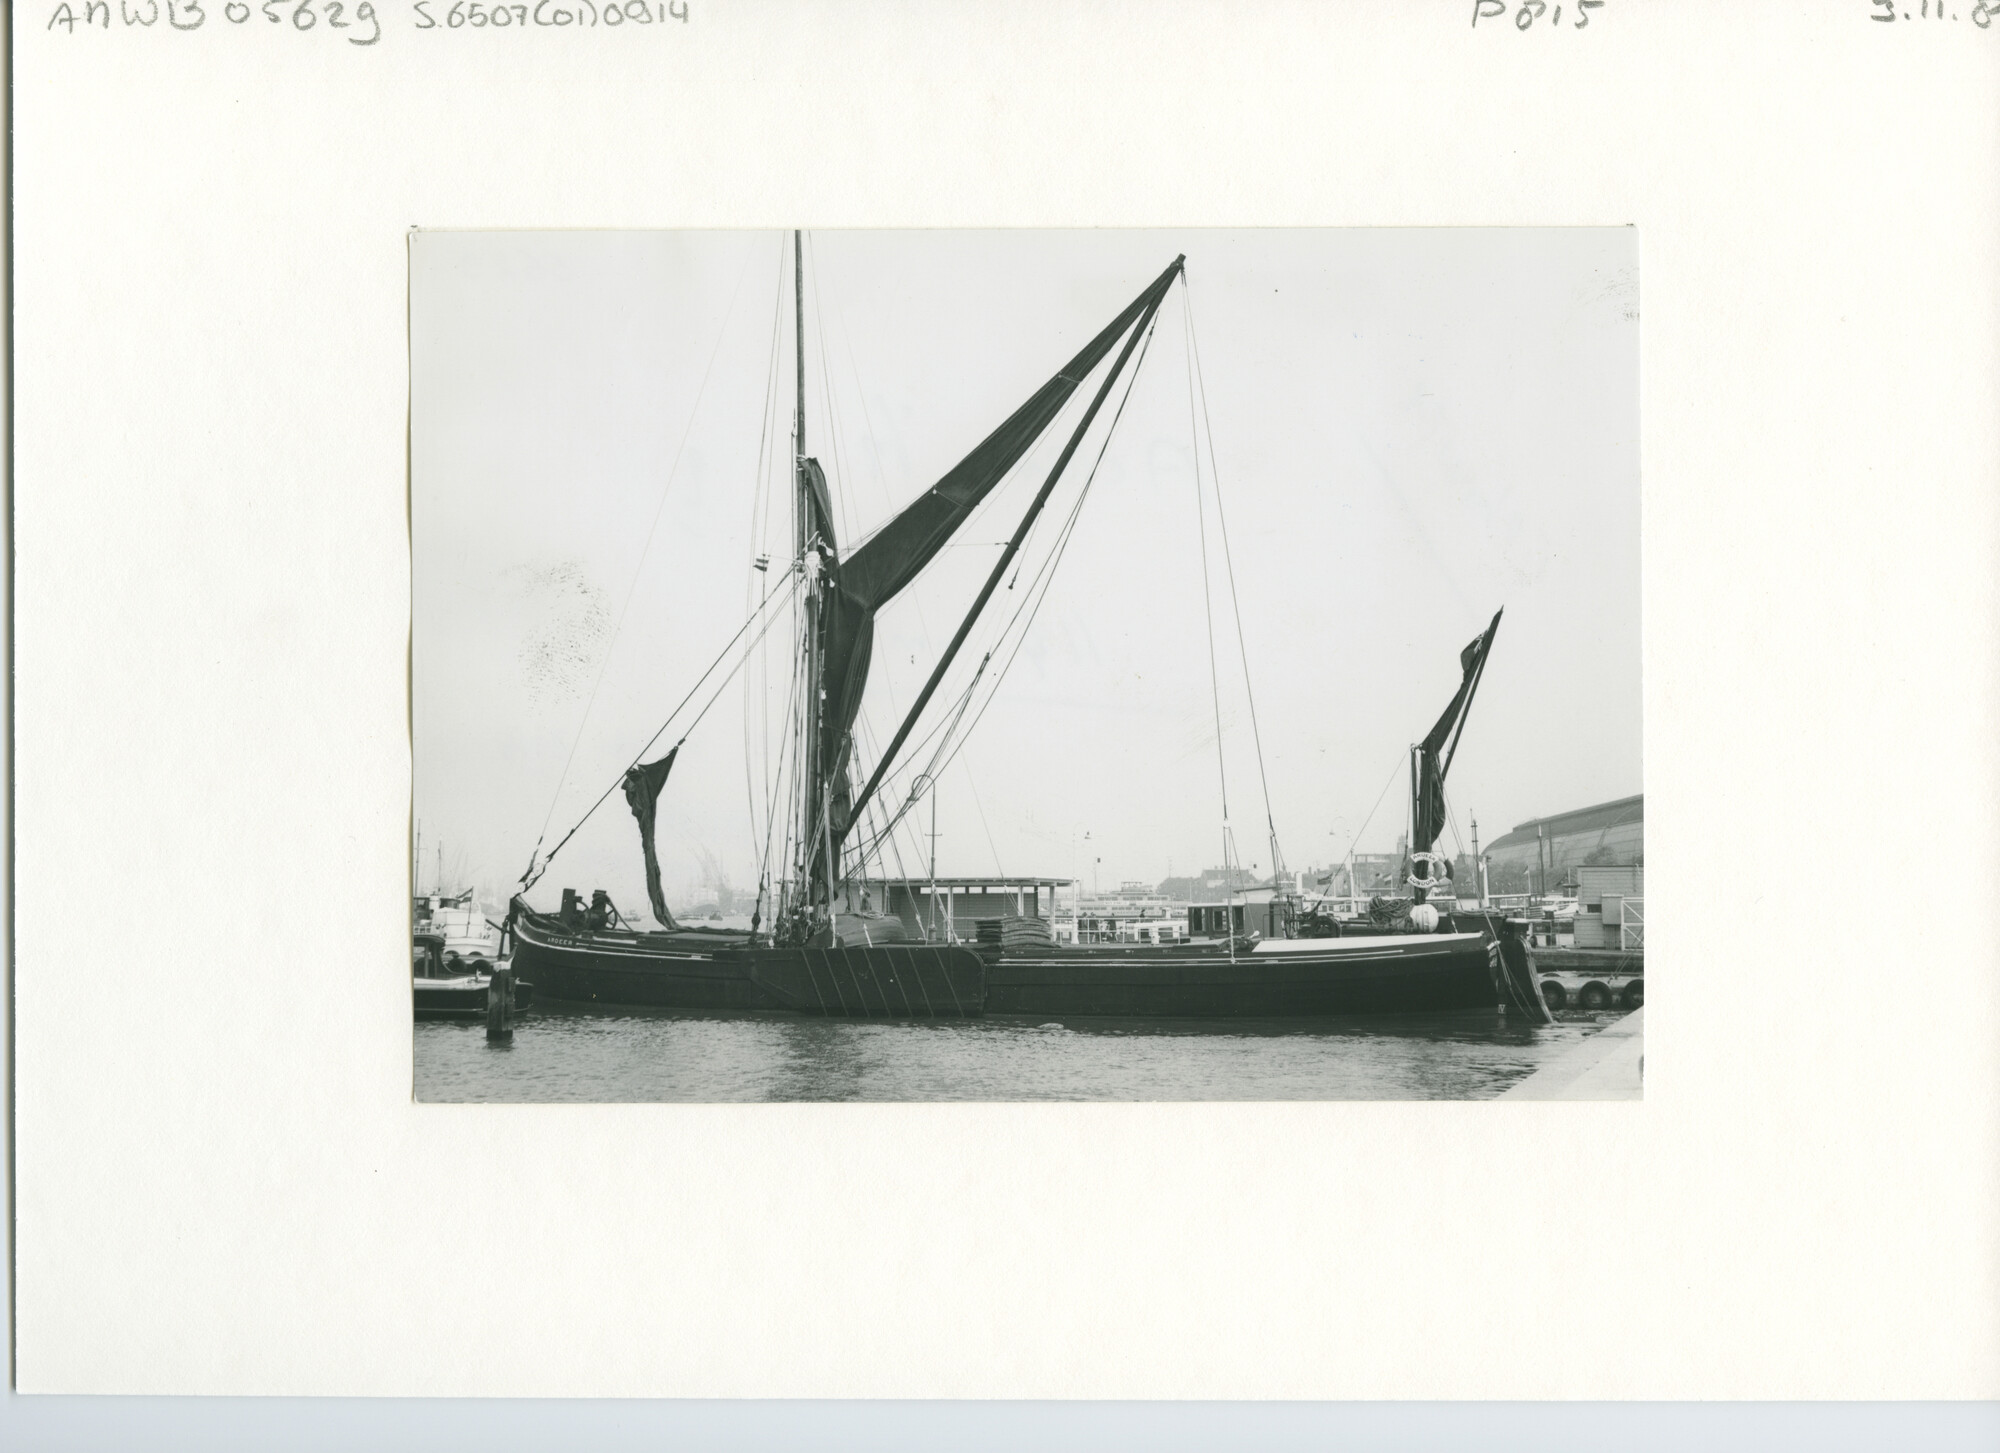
[1411,608,1503,854]
[797,255,1186,897]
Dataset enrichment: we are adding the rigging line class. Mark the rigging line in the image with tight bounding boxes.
[851,715,926,895]
[848,370,1126,840]
[887,750,939,885]
[844,660,989,864]
[877,788,933,920]
[678,584,800,743]
[826,259,898,518]
[872,316,1163,821]
[528,563,805,886]
[753,656,801,917]
[963,765,1005,878]
[842,283,1172,837]
[530,241,759,853]
[1439,782,1471,864]
[745,233,788,601]
[855,624,992,801]
[1185,276,1285,872]
[893,473,1092,808]
[862,667,984,862]
[804,234,857,546]
[815,249,983,857]
[880,802,916,900]
[846,671,957,863]
[849,715,909,890]
[758,234,793,559]
[1184,293,1232,843]
[908,311,1163,766]
[814,231,1045,694]
[835,357,1085,569]
[1340,747,1412,880]
[746,233,789,861]
[832,358,1088,847]
[809,235,881,571]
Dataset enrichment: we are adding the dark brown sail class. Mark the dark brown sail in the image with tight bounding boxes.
[622,747,680,928]
[802,256,1187,879]
[1412,608,1503,853]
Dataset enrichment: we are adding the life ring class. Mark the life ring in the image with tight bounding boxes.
[1407,852,1452,891]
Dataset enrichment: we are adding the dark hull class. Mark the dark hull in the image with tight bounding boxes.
[509,916,776,1012]
[510,902,1516,1021]
[988,936,1501,1019]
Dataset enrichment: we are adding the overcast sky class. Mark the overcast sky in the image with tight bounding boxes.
[412,229,1638,910]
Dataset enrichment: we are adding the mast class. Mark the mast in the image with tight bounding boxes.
[1470,815,1483,908]
[792,228,840,930]
[792,228,812,921]
[794,230,805,464]
[1408,744,1422,903]
[927,781,939,941]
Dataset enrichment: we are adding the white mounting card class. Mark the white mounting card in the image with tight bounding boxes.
[10,0,1999,1398]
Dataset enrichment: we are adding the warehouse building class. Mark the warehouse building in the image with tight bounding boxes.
[1482,794,1643,882]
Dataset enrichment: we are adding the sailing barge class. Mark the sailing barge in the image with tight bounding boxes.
[503,236,1548,1024]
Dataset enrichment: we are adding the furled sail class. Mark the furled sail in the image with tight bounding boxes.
[802,257,1187,879]
[621,746,681,928]
[1412,609,1503,854]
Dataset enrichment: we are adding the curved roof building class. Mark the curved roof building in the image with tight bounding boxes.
[1483,794,1643,875]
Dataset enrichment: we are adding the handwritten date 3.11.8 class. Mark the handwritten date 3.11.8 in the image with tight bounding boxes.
[1872,0,1998,21]
[1476,0,1998,25]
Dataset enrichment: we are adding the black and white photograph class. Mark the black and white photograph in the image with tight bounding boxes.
[15,0,2000,1427]
[411,228,1641,1101]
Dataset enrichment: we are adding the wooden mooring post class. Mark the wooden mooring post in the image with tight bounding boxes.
[485,965,513,1042]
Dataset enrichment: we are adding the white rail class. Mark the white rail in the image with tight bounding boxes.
[1620,897,1645,950]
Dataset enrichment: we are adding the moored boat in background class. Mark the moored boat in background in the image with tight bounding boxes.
[413,927,534,1022]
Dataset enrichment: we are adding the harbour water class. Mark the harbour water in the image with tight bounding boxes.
[415,1006,1629,1102]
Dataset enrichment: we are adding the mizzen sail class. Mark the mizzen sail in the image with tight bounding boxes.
[1412,608,1502,854]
